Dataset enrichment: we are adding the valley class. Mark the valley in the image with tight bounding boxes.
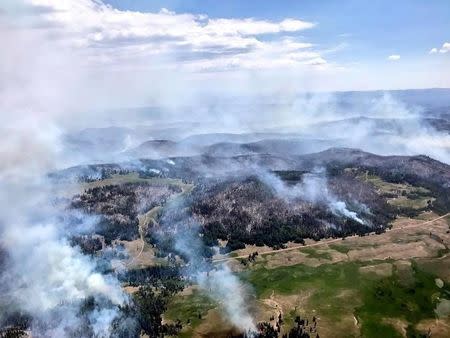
[165,210,450,337]
[49,147,450,337]
[2,1,450,336]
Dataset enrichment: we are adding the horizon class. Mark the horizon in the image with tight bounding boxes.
[1,2,450,338]
[1,0,450,119]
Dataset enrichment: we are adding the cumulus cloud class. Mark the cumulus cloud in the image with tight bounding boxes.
[0,0,334,117]
[203,17,315,36]
[388,54,401,61]
[0,0,340,123]
[185,37,328,72]
[439,42,450,53]
[429,42,450,54]
[5,0,320,73]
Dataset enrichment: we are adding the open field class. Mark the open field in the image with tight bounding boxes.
[242,259,450,337]
[57,172,193,197]
[164,290,218,338]
[80,171,450,337]
[212,212,450,265]
[81,173,191,190]
[164,211,450,337]
[122,206,163,268]
[85,174,194,269]
[358,173,435,210]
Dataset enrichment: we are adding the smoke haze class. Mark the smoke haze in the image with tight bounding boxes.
[1,1,450,337]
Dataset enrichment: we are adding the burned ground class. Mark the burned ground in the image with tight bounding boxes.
[190,173,394,250]
[64,148,450,250]
[71,183,180,243]
[50,147,450,337]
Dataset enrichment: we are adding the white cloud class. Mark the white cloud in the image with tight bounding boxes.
[204,18,314,36]
[388,54,400,61]
[429,42,450,54]
[280,18,316,31]
[439,42,450,53]
[9,0,320,74]
[304,57,328,66]
[0,0,333,116]
[184,38,328,72]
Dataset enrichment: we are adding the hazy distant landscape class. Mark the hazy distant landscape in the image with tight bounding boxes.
[60,89,450,167]
[15,88,445,337]
[1,1,450,338]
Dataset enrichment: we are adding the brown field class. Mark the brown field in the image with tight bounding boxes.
[212,211,450,270]
[415,319,450,338]
[111,174,450,338]
[171,211,450,337]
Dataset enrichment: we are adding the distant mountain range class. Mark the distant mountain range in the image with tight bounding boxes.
[61,88,450,164]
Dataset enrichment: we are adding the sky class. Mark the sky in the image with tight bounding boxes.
[104,0,450,61]
[0,0,449,117]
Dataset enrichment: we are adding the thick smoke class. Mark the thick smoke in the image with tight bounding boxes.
[0,5,130,336]
[0,121,130,337]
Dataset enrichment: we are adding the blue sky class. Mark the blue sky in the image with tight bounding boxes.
[1,0,449,116]
[104,0,450,64]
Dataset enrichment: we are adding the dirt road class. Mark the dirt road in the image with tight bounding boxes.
[124,182,194,267]
[213,213,450,263]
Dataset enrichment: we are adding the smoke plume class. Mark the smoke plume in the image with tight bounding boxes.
[176,229,256,333]
[258,168,365,224]
[159,197,256,334]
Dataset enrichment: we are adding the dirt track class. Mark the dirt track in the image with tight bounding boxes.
[124,182,193,267]
[213,213,450,263]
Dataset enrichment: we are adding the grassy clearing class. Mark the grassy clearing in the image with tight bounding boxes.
[416,255,450,283]
[359,174,434,210]
[83,172,193,190]
[138,206,162,228]
[357,263,447,337]
[84,173,171,187]
[299,247,332,260]
[388,196,433,210]
[164,290,217,337]
[361,174,429,195]
[66,173,194,196]
[241,259,449,337]
[329,243,351,254]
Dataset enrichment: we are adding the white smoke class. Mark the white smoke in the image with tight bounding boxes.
[0,6,130,335]
[259,169,365,224]
[172,214,256,333]
[2,220,125,312]
[0,0,449,336]
[0,124,129,337]
[0,5,130,332]
[196,265,256,332]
